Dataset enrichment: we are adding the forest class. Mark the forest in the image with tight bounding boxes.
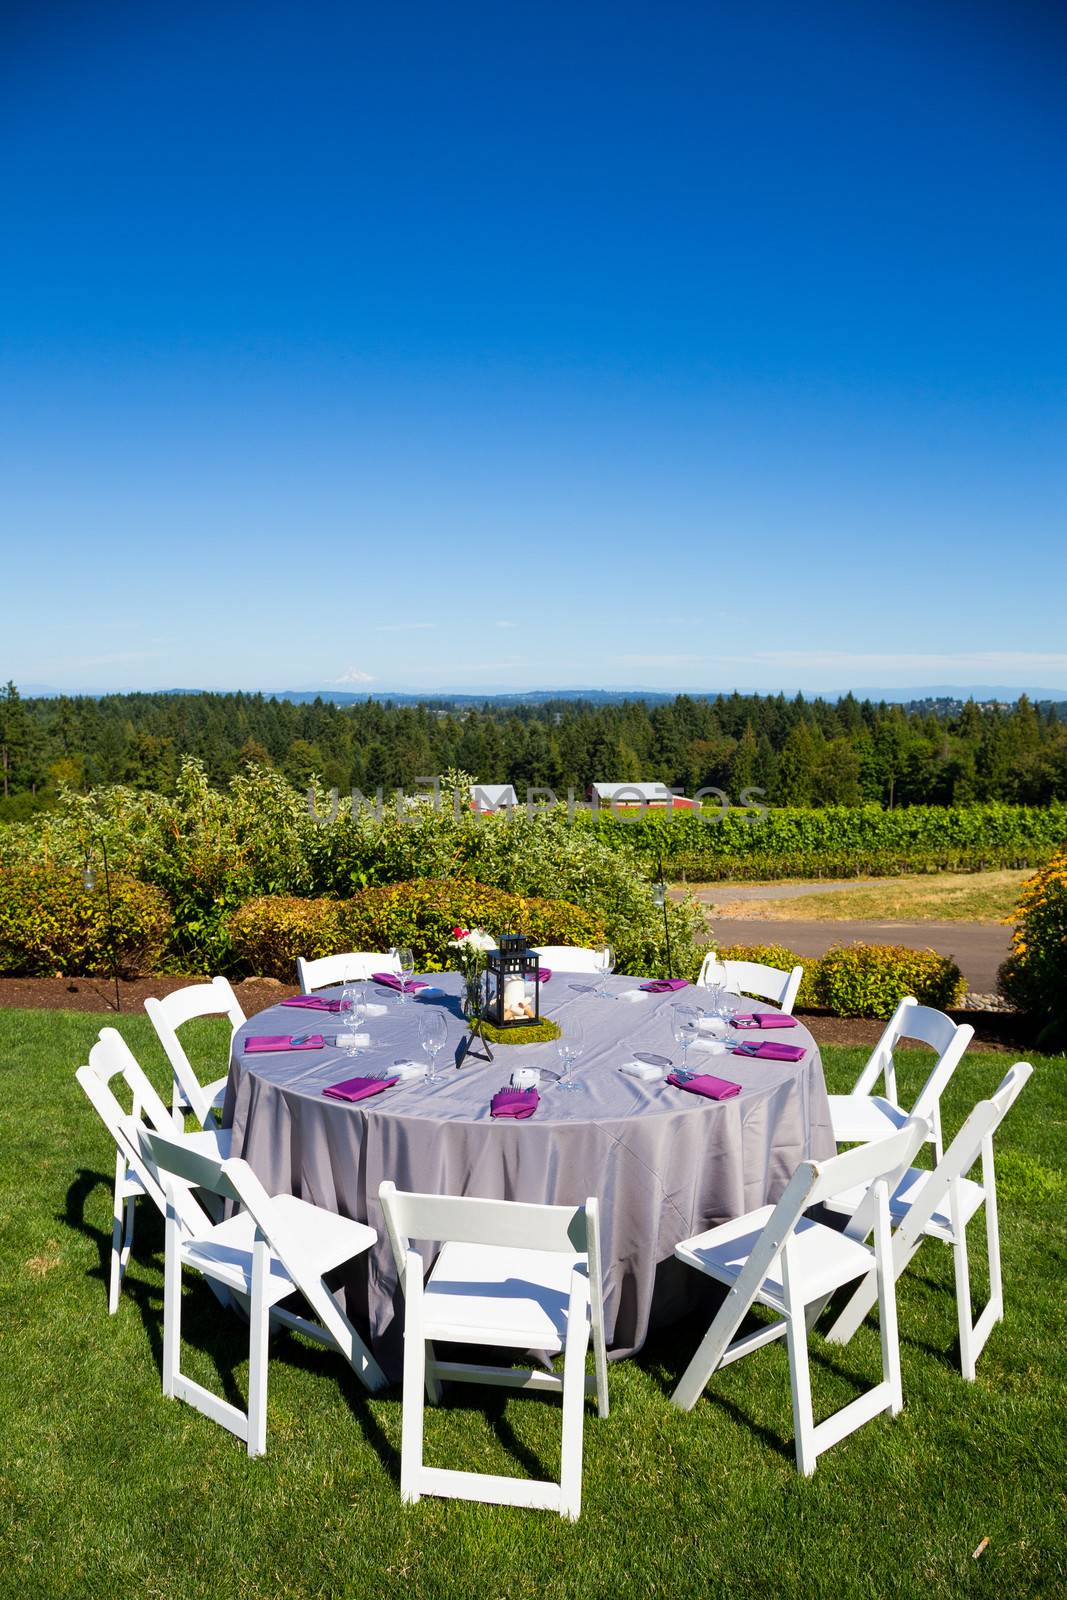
[1,682,1066,818]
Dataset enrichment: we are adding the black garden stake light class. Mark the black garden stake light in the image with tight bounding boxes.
[83,834,121,1013]
[484,934,541,1029]
[652,853,673,979]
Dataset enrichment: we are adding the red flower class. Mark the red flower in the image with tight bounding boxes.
[452,926,470,939]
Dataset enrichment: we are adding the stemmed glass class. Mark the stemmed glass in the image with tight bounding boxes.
[397,946,416,1003]
[555,1014,584,1092]
[672,1004,698,1077]
[419,1009,448,1084]
[594,944,615,998]
[340,984,362,1058]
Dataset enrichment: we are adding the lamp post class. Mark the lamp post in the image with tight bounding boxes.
[83,835,121,1013]
[652,853,673,979]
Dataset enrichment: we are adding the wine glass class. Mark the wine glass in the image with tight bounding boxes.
[555,1014,585,1092]
[340,984,362,1058]
[672,1004,698,1077]
[594,944,615,997]
[397,946,416,1002]
[419,1009,448,1084]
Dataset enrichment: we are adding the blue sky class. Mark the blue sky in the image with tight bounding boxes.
[2,0,1065,695]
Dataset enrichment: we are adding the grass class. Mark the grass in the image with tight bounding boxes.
[0,1008,1064,1599]
[700,869,1027,924]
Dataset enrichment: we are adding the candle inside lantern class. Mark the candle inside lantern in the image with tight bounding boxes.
[503,975,535,1021]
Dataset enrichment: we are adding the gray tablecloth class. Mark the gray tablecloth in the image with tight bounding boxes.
[225,971,834,1375]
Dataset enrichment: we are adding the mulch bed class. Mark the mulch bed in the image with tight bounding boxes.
[0,975,1031,1051]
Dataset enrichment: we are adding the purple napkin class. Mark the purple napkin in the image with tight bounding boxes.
[667,1071,742,1100]
[731,1012,798,1030]
[640,978,689,992]
[490,1086,540,1119]
[244,1034,324,1054]
[323,1074,399,1103]
[281,995,342,1012]
[371,973,430,993]
[731,1041,806,1062]
[537,967,552,982]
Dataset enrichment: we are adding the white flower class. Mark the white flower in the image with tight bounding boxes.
[466,928,496,953]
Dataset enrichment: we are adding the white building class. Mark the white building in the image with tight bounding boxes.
[470,783,518,814]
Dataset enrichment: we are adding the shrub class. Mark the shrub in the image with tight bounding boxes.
[0,869,172,977]
[999,853,1067,1049]
[812,942,965,1019]
[226,878,606,982]
[715,943,818,1009]
[224,896,347,982]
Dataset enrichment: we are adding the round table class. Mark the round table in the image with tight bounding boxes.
[225,971,835,1376]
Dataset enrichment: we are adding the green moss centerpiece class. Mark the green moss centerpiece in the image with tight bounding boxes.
[471,1016,561,1047]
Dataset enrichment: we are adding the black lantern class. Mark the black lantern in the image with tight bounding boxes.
[484,934,541,1028]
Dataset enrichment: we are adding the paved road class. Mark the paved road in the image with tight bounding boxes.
[704,917,1011,992]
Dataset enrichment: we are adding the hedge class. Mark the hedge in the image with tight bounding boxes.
[226,878,606,982]
[0,869,173,977]
[714,940,965,1019]
[999,853,1067,1049]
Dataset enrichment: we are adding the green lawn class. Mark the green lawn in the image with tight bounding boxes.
[0,1009,1063,1600]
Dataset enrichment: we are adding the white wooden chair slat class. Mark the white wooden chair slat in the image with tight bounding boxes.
[828,996,974,1161]
[824,1063,1033,1379]
[697,954,804,1015]
[144,976,246,1131]
[670,1117,930,1475]
[139,1125,386,1455]
[296,951,400,994]
[379,1181,608,1520]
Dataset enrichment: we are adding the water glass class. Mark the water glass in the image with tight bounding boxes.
[397,946,416,1002]
[419,1009,448,1084]
[595,944,615,997]
[555,1015,584,1092]
[671,1004,698,1075]
[340,984,362,1058]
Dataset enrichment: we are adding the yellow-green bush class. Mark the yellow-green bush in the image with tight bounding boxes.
[812,942,965,1019]
[999,853,1067,1049]
[0,869,172,976]
[715,943,818,1008]
[226,878,605,982]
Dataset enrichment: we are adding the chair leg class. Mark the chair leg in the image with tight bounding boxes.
[246,1236,270,1457]
[559,1274,590,1521]
[108,1170,133,1314]
[874,1185,903,1416]
[984,1143,1004,1327]
[400,1265,425,1506]
[162,1203,182,1400]
[783,1260,817,1476]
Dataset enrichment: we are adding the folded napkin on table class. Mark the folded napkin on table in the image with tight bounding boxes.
[667,1070,741,1100]
[640,978,689,993]
[731,1040,806,1062]
[490,1086,539,1119]
[244,1033,324,1054]
[281,995,342,1012]
[731,1012,799,1030]
[323,1074,399,1103]
[371,973,430,993]
[537,967,552,982]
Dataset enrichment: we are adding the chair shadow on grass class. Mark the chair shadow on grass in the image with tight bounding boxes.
[60,1168,399,1473]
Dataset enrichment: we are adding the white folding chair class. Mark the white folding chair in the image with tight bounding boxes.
[138,1125,387,1456]
[296,950,400,994]
[529,946,603,974]
[697,954,804,1015]
[76,1027,232,1313]
[379,1182,609,1521]
[670,1117,930,1475]
[823,1063,1033,1380]
[144,977,246,1131]
[828,996,974,1162]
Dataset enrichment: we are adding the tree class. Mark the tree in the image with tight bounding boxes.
[0,681,28,797]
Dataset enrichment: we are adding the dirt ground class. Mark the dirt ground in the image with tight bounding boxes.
[0,973,1028,1052]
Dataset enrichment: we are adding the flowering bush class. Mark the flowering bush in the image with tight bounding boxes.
[999,853,1067,1049]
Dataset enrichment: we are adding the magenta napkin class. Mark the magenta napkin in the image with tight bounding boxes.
[490,1086,540,1119]
[281,995,342,1012]
[731,1041,806,1062]
[244,1034,324,1053]
[323,1074,399,1103]
[537,967,552,982]
[640,978,689,992]
[371,973,430,993]
[667,1071,741,1100]
[731,1012,798,1030]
